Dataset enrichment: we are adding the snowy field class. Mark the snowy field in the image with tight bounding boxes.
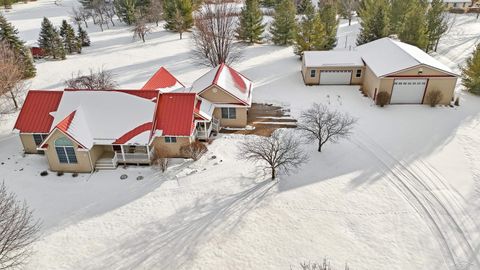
[1,1,480,269]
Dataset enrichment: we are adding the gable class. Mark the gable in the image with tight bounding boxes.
[199,85,244,104]
[387,64,456,77]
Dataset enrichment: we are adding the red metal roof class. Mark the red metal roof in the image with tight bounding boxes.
[113,122,153,144]
[227,66,247,92]
[14,90,63,133]
[56,111,76,132]
[142,67,184,90]
[154,93,196,136]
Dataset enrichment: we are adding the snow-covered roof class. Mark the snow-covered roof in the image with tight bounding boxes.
[189,64,253,106]
[303,51,364,68]
[356,37,457,77]
[427,0,471,3]
[50,90,156,147]
[195,98,215,121]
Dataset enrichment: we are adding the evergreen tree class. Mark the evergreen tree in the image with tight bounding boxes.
[389,0,416,35]
[38,17,66,60]
[60,20,79,54]
[261,0,279,8]
[318,0,337,50]
[296,0,310,14]
[237,0,265,44]
[294,1,327,56]
[0,14,36,78]
[270,0,296,45]
[356,0,389,45]
[163,0,193,39]
[426,0,448,52]
[77,26,91,47]
[115,0,138,25]
[2,0,12,9]
[398,0,428,49]
[461,43,480,95]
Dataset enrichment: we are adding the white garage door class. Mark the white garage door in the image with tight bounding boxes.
[320,70,352,85]
[390,79,427,104]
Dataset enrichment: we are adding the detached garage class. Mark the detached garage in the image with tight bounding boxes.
[301,37,458,106]
[302,51,365,86]
[357,38,458,105]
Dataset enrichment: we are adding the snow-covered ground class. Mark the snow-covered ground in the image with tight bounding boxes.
[1,1,480,269]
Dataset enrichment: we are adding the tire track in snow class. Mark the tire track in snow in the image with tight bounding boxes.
[352,132,480,270]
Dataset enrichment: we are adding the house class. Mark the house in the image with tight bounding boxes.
[14,64,252,172]
[302,37,458,105]
[186,63,253,128]
[428,0,475,9]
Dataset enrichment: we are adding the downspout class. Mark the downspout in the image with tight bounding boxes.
[88,150,94,173]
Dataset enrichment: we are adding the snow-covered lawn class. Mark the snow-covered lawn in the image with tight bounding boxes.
[1,1,480,269]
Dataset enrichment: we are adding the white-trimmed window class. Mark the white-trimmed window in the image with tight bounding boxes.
[221,108,236,119]
[54,137,77,164]
[356,69,362,78]
[310,69,316,78]
[33,133,48,146]
[164,137,177,143]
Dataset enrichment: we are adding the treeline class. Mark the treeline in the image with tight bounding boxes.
[357,0,449,52]
[1,0,35,9]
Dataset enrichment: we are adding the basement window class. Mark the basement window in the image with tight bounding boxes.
[164,137,177,143]
[356,69,362,78]
[33,133,48,146]
[310,70,316,78]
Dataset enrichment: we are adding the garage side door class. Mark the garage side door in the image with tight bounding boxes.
[390,79,427,104]
[320,70,352,85]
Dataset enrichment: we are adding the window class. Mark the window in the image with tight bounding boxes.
[54,137,77,164]
[310,69,316,77]
[355,69,362,78]
[221,108,236,119]
[33,134,48,146]
[164,137,177,143]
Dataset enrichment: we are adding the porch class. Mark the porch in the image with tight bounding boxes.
[94,145,154,170]
[195,118,220,140]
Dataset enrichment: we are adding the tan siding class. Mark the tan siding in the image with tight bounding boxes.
[200,85,241,104]
[43,129,93,173]
[213,107,247,128]
[20,134,39,154]
[151,136,193,157]
[362,65,381,98]
[302,66,365,85]
[90,145,108,165]
[424,77,457,105]
[379,78,395,96]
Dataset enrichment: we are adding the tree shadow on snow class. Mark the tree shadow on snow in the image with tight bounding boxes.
[85,179,277,269]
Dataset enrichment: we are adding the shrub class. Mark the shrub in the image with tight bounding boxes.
[180,141,207,161]
[72,173,78,177]
[57,171,64,176]
[426,90,443,107]
[376,91,390,107]
[40,171,48,176]
[152,147,170,172]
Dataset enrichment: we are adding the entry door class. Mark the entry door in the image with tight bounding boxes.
[319,70,352,85]
[390,79,427,104]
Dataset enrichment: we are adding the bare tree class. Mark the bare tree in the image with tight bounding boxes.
[192,0,241,67]
[0,42,26,110]
[146,0,163,26]
[132,18,152,42]
[152,148,169,172]
[0,182,40,269]
[103,2,117,27]
[180,141,207,161]
[238,130,308,180]
[297,103,357,152]
[339,0,358,26]
[70,7,84,27]
[64,68,118,90]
